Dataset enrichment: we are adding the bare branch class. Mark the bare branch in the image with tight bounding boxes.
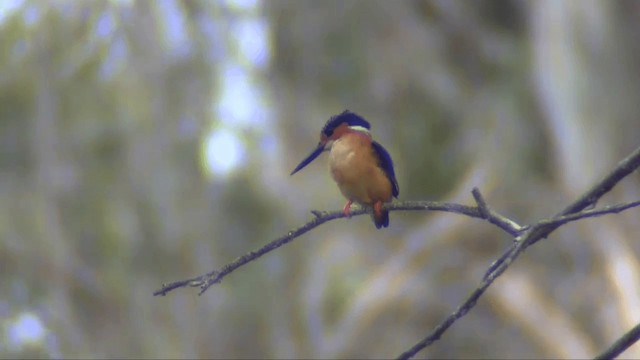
[538,200,640,227]
[397,198,640,360]
[483,200,640,280]
[472,187,525,235]
[154,145,640,360]
[472,187,490,218]
[594,322,640,360]
[398,145,640,360]
[154,208,344,296]
[396,222,553,360]
[485,145,640,279]
[153,195,519,296]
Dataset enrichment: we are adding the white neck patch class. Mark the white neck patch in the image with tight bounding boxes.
[348,125,370,135]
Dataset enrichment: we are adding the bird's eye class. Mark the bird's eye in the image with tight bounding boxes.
[325,129,334,137]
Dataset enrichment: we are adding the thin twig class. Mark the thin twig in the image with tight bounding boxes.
[398,197,640,360]
[484,200,640,280]
[538,200,640,227]
[594,322,640,360]
[539,144,640,245]
[395,221,537,360]
[472,187,525,234]
[154,197,518,296]
[484,145,640,279]
[154,146,640,359]
[398,145,640,360]
[154,208,343,296]
[472,187,490,218]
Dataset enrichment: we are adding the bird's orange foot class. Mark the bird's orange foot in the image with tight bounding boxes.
[373,201,383,216]
[343,200,354,217]
[373,201,382,219]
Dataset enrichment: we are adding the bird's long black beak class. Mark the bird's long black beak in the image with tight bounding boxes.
[290,143,325,175]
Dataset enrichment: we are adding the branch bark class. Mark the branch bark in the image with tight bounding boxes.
[594,322,640,360]
[398,145,640,360]
[153,195,522,296]
[153,145,640,360]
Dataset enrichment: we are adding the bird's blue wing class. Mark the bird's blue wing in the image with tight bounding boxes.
[372,141,399,198]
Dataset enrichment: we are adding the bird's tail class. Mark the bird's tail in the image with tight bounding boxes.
[373,203,389,229]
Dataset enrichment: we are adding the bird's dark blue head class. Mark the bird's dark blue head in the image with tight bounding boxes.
[321,110,371,139]
[290,110,371,176]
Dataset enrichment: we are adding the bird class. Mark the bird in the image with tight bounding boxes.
[290,110,399,229]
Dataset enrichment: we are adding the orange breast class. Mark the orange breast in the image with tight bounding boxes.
[328,133,393,205]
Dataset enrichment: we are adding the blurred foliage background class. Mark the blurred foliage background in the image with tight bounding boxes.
[1,0,640,358]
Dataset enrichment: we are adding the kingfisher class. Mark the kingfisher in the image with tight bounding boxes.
[290,110,399,229]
